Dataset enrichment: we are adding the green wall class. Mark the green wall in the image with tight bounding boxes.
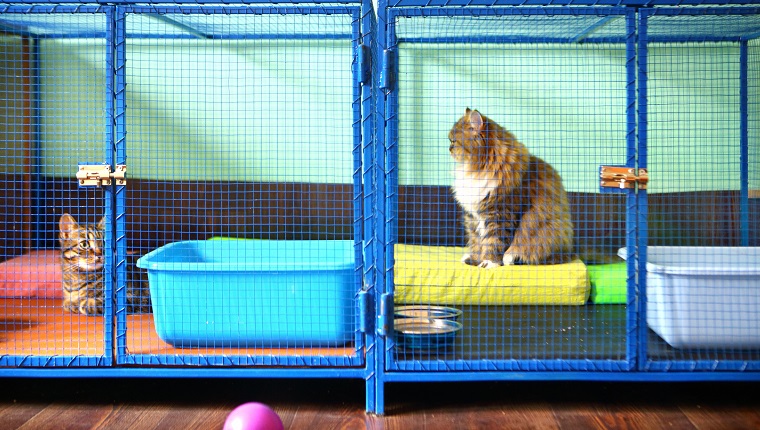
[397,43,628,194]
[0,36,30,175]
[38,39,354,184]
[397,42,758,194]
[19,39,760,192]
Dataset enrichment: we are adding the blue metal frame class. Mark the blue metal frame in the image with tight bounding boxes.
[383,5,636,376]
[740,41,749,247]
[624,7,639,373]
[113,5,128,367]
[638,6,760,373]
[111,4,367,369]
[384,0,755,5]
[359,0,379,413]
[2,0,760,416]
[0,5,112,368]
[636,8,650,374]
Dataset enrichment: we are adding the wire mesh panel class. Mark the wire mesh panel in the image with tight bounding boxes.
[640,7,760,371]
[0,7,111,367]
[385,7,634,372]
[119,6,365,366]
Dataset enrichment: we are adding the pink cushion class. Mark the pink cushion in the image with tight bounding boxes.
[0,250,62,298]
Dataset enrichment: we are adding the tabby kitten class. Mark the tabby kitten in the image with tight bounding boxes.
[59,213,151,315]
[449,108,574,268]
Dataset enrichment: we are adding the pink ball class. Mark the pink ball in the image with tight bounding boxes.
[223,402,284,430]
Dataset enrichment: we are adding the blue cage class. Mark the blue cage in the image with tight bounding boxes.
[0,1,378,407]
[373,1,760,414]
[1,0,759,416]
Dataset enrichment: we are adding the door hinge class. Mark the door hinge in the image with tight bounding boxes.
[358,289,374,334]
[77,164,127,187]
[358,44,371,85]
[377,293,394,337]
[380,49,395,91]
[600,166,648,191]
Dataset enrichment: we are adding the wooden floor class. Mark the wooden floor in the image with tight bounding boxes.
[1,378,759,429]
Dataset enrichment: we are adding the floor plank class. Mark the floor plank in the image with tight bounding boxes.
[1,379,759,430]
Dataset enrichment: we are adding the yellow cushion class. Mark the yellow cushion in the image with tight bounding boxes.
[394,244,590,305]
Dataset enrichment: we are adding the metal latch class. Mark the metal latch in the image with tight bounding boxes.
[600,166,648,190]
[76,164,127,187]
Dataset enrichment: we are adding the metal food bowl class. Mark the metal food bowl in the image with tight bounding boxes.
[394,305,462,321]
[394,317,462,350]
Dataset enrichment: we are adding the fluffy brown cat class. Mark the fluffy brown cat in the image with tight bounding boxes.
[449,108,574,268]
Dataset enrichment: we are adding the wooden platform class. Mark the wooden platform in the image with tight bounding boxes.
[0,298,355,358]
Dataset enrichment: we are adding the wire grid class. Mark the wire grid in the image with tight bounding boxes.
[0,11,110,365]
[388,10,630,370]
[121,8,362,364]
[642,10,760,365]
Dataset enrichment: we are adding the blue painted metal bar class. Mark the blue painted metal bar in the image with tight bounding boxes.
[740,40,749,247]
[103,4,117,367]
[742,31,760,41]
[571,15,616,42]
[5,32,109,39]
[0,367,369,378]
[2,365,759,380]
[122,5,361,16]
[384,0,755,5]
[644,36,753,44]
[390,359,632,372]
[383,370,760,383]
[360,0,377,414]
[0,355,110,368]
[395,36,628,44]
[0,0,754,5]
[119,353,365,367]
[389,6,630,18]
[645,361,760,372]
[0,20,35,38]
[350,5,367,365]
[113,5,128,366]
[642,6,760,17]
[0,4,106,13]
[637,9,651,372]
[373,0,392,415]
[143,13,209,39]
[126,33,352,41]
[624,8,637,372]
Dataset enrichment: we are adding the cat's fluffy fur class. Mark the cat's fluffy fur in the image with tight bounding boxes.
[449,108,574,268]
[59,213,151,315]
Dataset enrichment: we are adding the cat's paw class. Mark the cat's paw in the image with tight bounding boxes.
[479,260,501,269]
[461,253,475,265]
[502,253,516,266]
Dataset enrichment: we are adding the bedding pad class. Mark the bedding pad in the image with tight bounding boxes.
[0,250,62,298]
[393,244,589,305]
[587,262,627,304]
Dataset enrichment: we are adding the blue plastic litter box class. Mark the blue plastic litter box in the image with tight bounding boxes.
[137,240,357,347]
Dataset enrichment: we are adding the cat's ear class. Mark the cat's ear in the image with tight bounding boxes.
[468,110,484,133]
[59,213,78,240]
[97,217,106,231]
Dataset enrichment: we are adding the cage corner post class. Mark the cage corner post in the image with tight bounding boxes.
[635,7,650,372]
[369,0,393,415]
[624,6,639,372]
[359,0,382,415]
[111,5,129,365]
